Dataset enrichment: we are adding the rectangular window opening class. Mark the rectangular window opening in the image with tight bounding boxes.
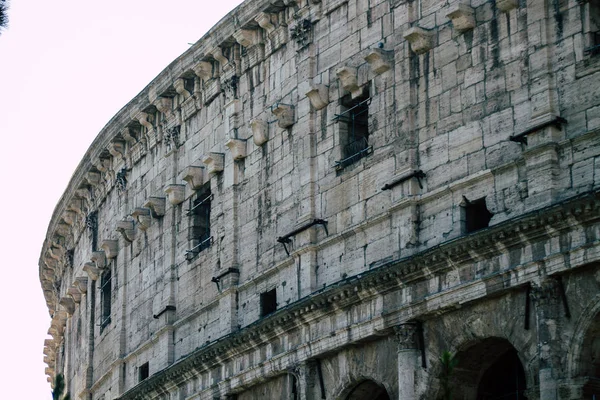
[462,197,493,234]
[585,1,600,55]
[334,86,372,170]
[138,362,149,382]
[186,183,212,260]
[100,270,112,330]
[260,288,277,317]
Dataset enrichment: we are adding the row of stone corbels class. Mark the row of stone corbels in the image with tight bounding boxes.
[403,0,519,54]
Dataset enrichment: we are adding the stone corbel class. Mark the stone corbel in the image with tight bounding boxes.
[496,0,518,12]
[59,297,76,315]
[91,251,106,269]
[144,197,166,218]
[165,184,186,205]
[83,262,100,281]
[75,187,92,205]
[305,84,329,110]
[75,277,88,294]
[364,48,392,74]
[62,211,77,226]
[403,27,434,54]
[202,152,225,175]
[48,245,65,261]
[234,29,260,47]
[85,171,101,187]
[68,198,85,217]
[225,138,247,160]
[44,255,57,270]
[116,220,135,242]
[122,127,138,145]
[255,12,276,35]
[174,78,191,99]
[446,4,475,33]
[108,141,126,160]
[193,61,215,80]
[132,207,152,230]
[100,240,119,259]
[182,166,205,190]
[67,286,82,303]
[136,111,154,132]
[56,223,71,241]
[153,96,174,116]
[271,103,295,128]
[250,119,269,146]
[336,66,363,98]
[93,156,112,173]
[208,47,229,70]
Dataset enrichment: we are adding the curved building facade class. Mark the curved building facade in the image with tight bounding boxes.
[40,0,600,399]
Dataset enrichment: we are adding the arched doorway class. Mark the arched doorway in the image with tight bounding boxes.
[449,338,527,400]
[580,312,600,398]
[345,379,391,400]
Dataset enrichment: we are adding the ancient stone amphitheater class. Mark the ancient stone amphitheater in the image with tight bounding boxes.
[40,0,600,399]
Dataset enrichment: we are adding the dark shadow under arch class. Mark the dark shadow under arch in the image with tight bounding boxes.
[581,312,600,397]
[345,379,391,400]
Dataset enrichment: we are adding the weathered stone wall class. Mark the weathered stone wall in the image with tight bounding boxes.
[39,0,600,399]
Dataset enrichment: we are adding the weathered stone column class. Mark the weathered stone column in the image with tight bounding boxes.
[294,360,320,400]
[395,323,420,400]
[531,278,563,400]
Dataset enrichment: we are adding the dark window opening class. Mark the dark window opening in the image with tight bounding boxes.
[260,288,277,317]
[186,183,212,260]
[585,1,600,55]
[334,87,372,169]
[100,270,112,330]
[183,78,195,95]
[138,362,149,382]
[463,197,493,233]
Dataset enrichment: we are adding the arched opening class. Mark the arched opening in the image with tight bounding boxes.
[345,379,391,400]
[580,312,600,398]
[449,338,527,400]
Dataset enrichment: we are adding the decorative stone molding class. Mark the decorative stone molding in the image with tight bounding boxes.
[116,220,135,242]
[165,184,186,205]
[100,240,118,259]
[336,66,362,98]
[364,48,392,74]
[497,0,518,12]
[225,138,247,160]
[132,207,152,230]
[59,297,76,315]
[305,84,329,110]
[91,251,106,269]
[144,197,166,218]
[255,12,275,34]
[83,262,100,281]
[202,153,225,175]
[446,4,475,33]
[250,119,269,146]
[67,286,82,303]
[108,141,125,160]
[136,112,154,132]
[403,27,434,54]
[271,103,295,128]
[182,166,205,190]
[394,323,420,350]
[75,277,88,294]
[192,61,215,80]
[233,29,259,48]
[174,78,191,98]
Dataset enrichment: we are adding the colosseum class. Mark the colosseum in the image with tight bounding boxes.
[40,0,600,399]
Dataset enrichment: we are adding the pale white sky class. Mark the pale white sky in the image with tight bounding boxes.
[0,1,243,398]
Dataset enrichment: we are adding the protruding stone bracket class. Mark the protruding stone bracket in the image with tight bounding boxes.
[83,262,100,281]
[182,166,205,190]
[446,4,476,33]
[225,138,247,160]
[497,0,518,12]
[271,103,295,128]
[193,61,215,80]
[255,12,276,35]
[403,27,434,54]
[153,97,173,116]
[91,251,107,269]
[85,171,101,187]
[100,240,119,259]
[62,211,77,226]
[305,84,329,110]
[364,48,392,74]
[336,66,363,99]
[67,286,82,303]
[136,111,154,132]
[202,152,225,175]
[59,297,76,315]
[108,141,126,160]
[132,207,152,230]
[250,119,269,146]
[122,127,138,145]
[234,29,260,47]
[165,184,186,205]
[144,197,166,218]
[68,198,85,216]
[116,220,135,242]
[208,47,229,70]
[75,188,92,205]
[174,78,192,99]
[49,245,65,261]
[75,277,88,294]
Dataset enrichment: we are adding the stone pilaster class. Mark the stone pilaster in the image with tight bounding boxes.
[293,360,320,400]
[395,323,420,400]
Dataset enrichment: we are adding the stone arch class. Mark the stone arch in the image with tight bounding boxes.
[335,377,392,400]
[437,337,529,400]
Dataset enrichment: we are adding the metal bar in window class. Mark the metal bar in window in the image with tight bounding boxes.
[332,97,371,122]
[185,236,213,255]
[185,194,213,215]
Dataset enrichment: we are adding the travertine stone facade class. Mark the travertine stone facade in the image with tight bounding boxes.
[40,0,600,399]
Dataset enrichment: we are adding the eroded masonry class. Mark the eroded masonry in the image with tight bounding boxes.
[40,0,600,399]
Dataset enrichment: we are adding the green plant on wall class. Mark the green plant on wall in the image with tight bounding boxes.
[52,374,71,400]
[439,351,458,400]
